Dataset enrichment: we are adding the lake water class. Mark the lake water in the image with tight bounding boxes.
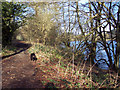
[70,40,120,70]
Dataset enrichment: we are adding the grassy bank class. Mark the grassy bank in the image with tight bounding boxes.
[2,45,18,56]
[27,42,119,88]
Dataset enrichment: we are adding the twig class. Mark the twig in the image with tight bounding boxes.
[64,61,71,76]
[87,60,99,76]
[114,72,119,88]
[99,78,107,88]
[72,45,75,77]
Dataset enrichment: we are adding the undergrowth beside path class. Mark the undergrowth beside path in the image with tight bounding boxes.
[27,42,120,88]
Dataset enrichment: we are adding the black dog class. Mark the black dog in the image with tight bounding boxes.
[30,53,37,61]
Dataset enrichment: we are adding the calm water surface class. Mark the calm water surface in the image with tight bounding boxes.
[70,41,120,70]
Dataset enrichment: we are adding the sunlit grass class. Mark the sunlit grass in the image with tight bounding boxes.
[2,46,17,56]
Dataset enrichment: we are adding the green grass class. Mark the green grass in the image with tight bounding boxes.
[47,78,58,84]
[2,46,18,56]
[41,80,46,84]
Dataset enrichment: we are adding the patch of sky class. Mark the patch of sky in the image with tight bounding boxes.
[22,7,35,17]
[78,0,88,4]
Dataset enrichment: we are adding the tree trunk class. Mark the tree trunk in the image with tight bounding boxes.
[116,7,120,70]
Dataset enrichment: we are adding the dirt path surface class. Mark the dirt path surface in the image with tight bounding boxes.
[2,42,44,88]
